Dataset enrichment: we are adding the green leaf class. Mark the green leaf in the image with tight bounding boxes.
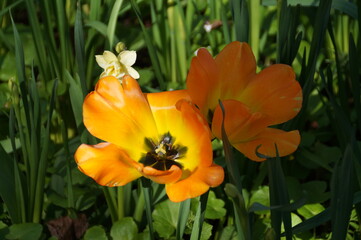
[218,226,238,240]
[86,20,108,36]
[4,223,42,240]
[200,221,212,240]
[152,199,180,238]
[176,198,191,240]
[297,203,325,219]
[107,0,123,48]
[0,144,20,223]
[111,217,138,240]
[84,226,108,240]
[330,145,354,240]
[205,191,226,220]
[65,71,83,128]
[249,186,270,215]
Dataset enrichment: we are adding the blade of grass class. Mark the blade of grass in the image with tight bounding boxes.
[249,0,260,60]
[60,119,74,209]
[141,178,155,240]
[176,198,191,240]
[348,34,361,137]
[330,145,354,240]
[107,0,123,48]
[55,0,71,75]
[117,187,124,220]
[75,5,88,97]
[221,3,231,44]
[265,146,292,240]
[0,0,23,18]
[190,191,209,240]
[24,0,50,80]
[231,0,249,42]
[33,79,57,223]
[0,109,22,223]
[224,184,250,240]
[103,187,118,223]
[130,0,165,90]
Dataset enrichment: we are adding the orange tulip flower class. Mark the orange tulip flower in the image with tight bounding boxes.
[186,41,302,161]
[74,76,224,202]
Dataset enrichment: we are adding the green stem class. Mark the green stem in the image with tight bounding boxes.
[117,186,124,220]
[103,187,118,223]
[141,178,155,240]
[133,188,144,223]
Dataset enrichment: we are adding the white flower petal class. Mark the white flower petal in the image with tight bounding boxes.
[119,50,137,66]
[126,66,140,79]
[103,51,118,62]
[95,55,108,69]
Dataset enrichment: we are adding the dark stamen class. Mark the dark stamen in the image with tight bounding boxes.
[141,133,187,171]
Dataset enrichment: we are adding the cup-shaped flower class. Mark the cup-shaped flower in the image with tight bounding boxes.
[74,76,224,202]
[186,41,302,161]
[96,50,140,80]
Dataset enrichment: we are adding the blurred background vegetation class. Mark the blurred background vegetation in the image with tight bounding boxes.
[0,0,360,239]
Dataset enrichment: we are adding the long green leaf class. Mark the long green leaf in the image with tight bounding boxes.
[330,145,354,240]
[176,199,191,240]
[130,0,165,90]
[107,0,123,48]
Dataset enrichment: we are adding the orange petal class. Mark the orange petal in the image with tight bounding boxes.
[74,142,142,186]
[212,99,272,143]
[83,76,158,161]
[215,41,256,99]
[233,128,301,161]
[165,163,224,202]
[142,165,182,184]
[239,64,302,125]
[186,48,220,119]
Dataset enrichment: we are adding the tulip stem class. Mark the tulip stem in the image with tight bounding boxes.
[117,186,124,220]
[141,178,155,240]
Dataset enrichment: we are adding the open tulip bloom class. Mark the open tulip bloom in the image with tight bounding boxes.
[186,41,302,161]
[75,76,224,202]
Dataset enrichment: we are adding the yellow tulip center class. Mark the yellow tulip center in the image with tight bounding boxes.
[142,133,187,171]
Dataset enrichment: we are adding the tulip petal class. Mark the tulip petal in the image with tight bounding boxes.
[75,142,142,186]
[186,48,220,119]
[239,64,302,125]
[142,165,182,184]
[146,92,213,174]
[165,163,224,202]
[233,128,301,161]
[145,90,191,136]
[215,41,257,99]
[83,76,158,161]
[212,99,273,143]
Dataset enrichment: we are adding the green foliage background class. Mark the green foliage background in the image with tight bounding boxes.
[0,0,360,239]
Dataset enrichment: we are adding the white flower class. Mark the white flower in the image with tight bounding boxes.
[95,50,140,80]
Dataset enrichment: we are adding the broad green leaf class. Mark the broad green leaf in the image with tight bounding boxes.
[205,191,226,220]
[218,226,238,240]
[4,223,42,240]
[200,222,212,240]
[297,203,325,219]
[84,226,108,240]
[110,217,138,240]
[152,199,180,238]
[249,186,270,215]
